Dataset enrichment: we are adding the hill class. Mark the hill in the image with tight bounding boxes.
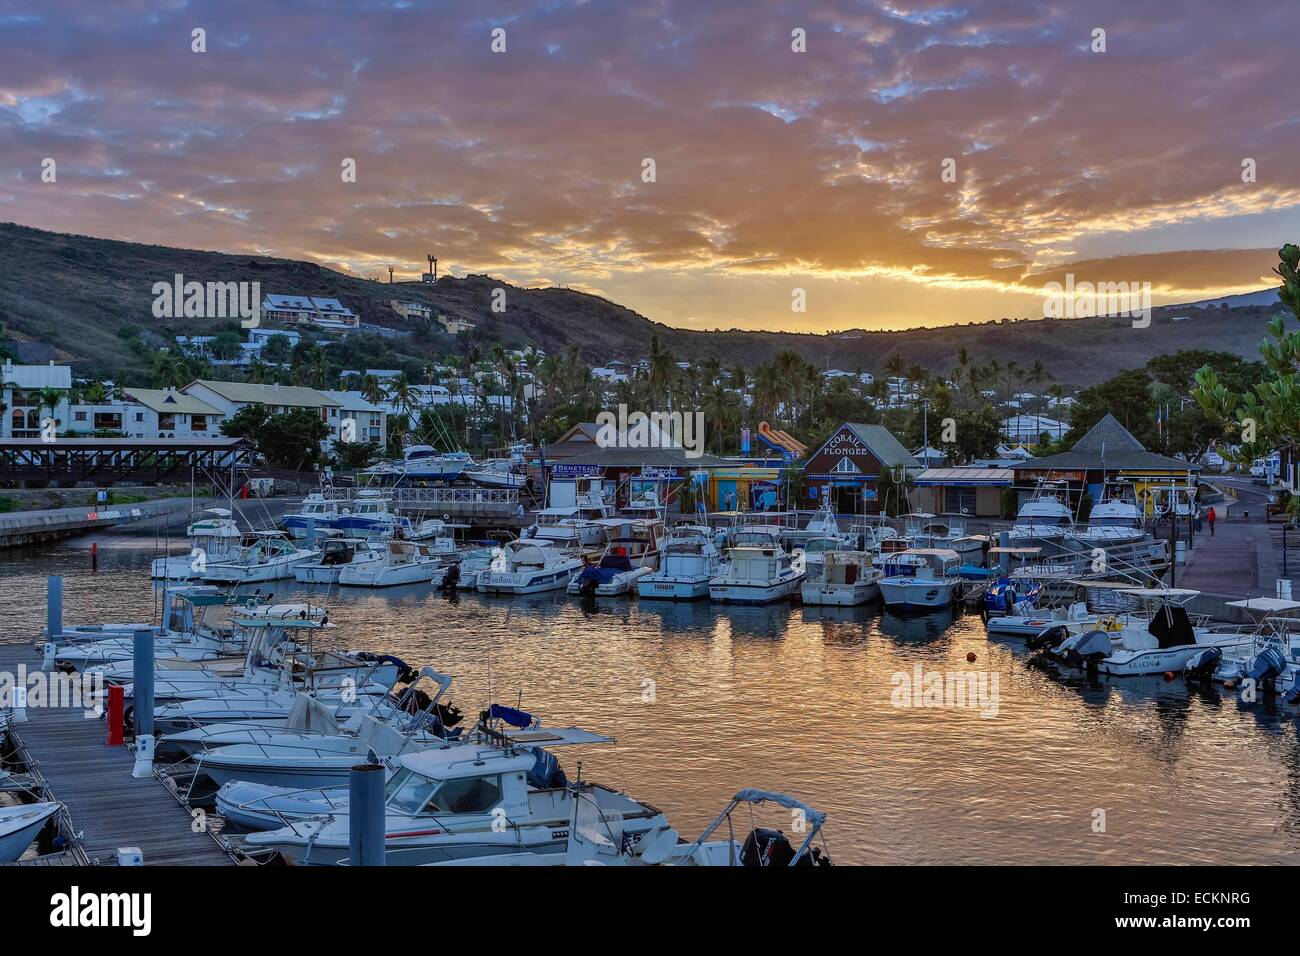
[0,221,1285,387]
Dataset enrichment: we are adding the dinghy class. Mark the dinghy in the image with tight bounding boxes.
[0,802,59,863]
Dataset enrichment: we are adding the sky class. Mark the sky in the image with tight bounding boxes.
[0,0,1296,333]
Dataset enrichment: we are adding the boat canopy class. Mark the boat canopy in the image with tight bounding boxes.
[1225,597,1300,612]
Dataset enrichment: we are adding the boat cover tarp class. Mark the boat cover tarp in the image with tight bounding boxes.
[488,704,534,729]
[285,693,341,734]
[1148,605,1196,648]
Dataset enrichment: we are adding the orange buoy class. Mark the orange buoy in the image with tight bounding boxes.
[966,652,977,663]
[1224,679,1237,690]
[1163,671,1175,681]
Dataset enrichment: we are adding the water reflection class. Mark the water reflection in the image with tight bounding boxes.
[3,540,1300,864]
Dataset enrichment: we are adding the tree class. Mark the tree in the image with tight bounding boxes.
[220,404,328,469]
[260,334,293,365]
[210,331,243,361]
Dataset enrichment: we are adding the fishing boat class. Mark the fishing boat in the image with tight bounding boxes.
[709,546,805,604]
[151,507,242,580]
[293,536,381,584]
[0,802,59,863]
[337,539,448,588]
[476,540,583,594]
[202,531,318,584]
[637,525,725,600]
[800,551,881,606]
[568,518,664,596]
[281,493,342,539]
[878,548,963,610]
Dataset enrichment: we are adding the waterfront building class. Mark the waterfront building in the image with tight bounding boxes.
[801,423,919,514]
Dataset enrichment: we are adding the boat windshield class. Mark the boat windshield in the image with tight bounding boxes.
[385,768,437,813]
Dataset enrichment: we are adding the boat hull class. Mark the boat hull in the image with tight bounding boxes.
[637,576,711,600]
[879,578,957,609]
[709,575,803,605]
[477,566,579,594]
[800,581,878,606]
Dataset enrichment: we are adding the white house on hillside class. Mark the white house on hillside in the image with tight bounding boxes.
[1,361,72,439]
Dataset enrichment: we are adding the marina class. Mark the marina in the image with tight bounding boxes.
[4,491,1300,867]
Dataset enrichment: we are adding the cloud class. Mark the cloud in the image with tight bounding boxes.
[0,0,1295,331]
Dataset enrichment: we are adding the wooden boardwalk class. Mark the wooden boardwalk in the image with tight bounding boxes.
[0,643,234,866]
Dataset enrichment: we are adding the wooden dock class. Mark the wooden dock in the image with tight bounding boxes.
[0,643,235,866]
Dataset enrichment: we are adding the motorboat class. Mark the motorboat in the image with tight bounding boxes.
[1067,480,1148,547]
[622,487,665,518]
[338,539,448,588]
[463,458,528,490]
[904,513,986,560]
[398,445,471,482]
[878,548,963,610]
[476,540,583,595]
[0,802,59,863]
[51,586,245,669]
[432,788,832,868]
[243,726,678,866]
[568,518,664,596]
[193,674,462,789]
[202,531,318,584]
[709,546,805,604]
[152,507,242,580]
[1035,588,1257,677]
[637,525,725,600]
[332,490,400,537]
[294,536,381,584]
[281,493,342,540]
[1202,598,1300,695]
[1009,479,1075,543]
[800,551,880,606]
[439,546,497,591]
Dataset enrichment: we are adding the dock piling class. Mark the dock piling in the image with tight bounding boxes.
[131,629,155,778]
[43,575,63,671]
[349,763,386,866]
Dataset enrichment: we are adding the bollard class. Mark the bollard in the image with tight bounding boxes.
[91,542,98,572]
[106,685,125,745]
[349,763,386,867]
[131,629,154,777]
[43,576,63,672]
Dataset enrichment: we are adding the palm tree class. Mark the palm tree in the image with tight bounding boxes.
[361,374,384,406]
[36,386,63,433]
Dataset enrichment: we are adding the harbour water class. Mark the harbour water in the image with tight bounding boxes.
[5,540,1300,865]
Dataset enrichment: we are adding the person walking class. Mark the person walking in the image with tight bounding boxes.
[1207,505,1217,536]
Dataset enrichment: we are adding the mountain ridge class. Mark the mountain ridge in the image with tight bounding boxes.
[0,221,1282,387]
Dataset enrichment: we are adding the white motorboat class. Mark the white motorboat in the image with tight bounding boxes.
[476,540,583,595]
[152,507,242,580]
[878,548,963,610]
[1009,479,1075,544]
[52,586,244,669]
[801,550,880,606]
[905,513,986,560]
[243,728,675,865]
[1037,588,1256,677]
[338,539,448,588]
[440,546,496,591]
[637,525,725,600]
[0,802,59,863]
[709,545,805,604]
[464,458,528,490]
[397,445,471,482]
[431,788,832,868]
[568,518,664,596]
[1067,480,1148,547]
[294,536,381,584]
[281,493,342,540]
[202,531,318,584]
[196,705,456,790]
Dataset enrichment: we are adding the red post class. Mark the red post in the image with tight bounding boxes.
[105,685,125,746]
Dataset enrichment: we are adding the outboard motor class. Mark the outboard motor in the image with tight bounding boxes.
[439,562,460,592]
[1245,645,1287,693]
[1183,646,1222,684]
[1027,624,1069,652]
[1057,629,1112,678]
[738,828,830,867]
